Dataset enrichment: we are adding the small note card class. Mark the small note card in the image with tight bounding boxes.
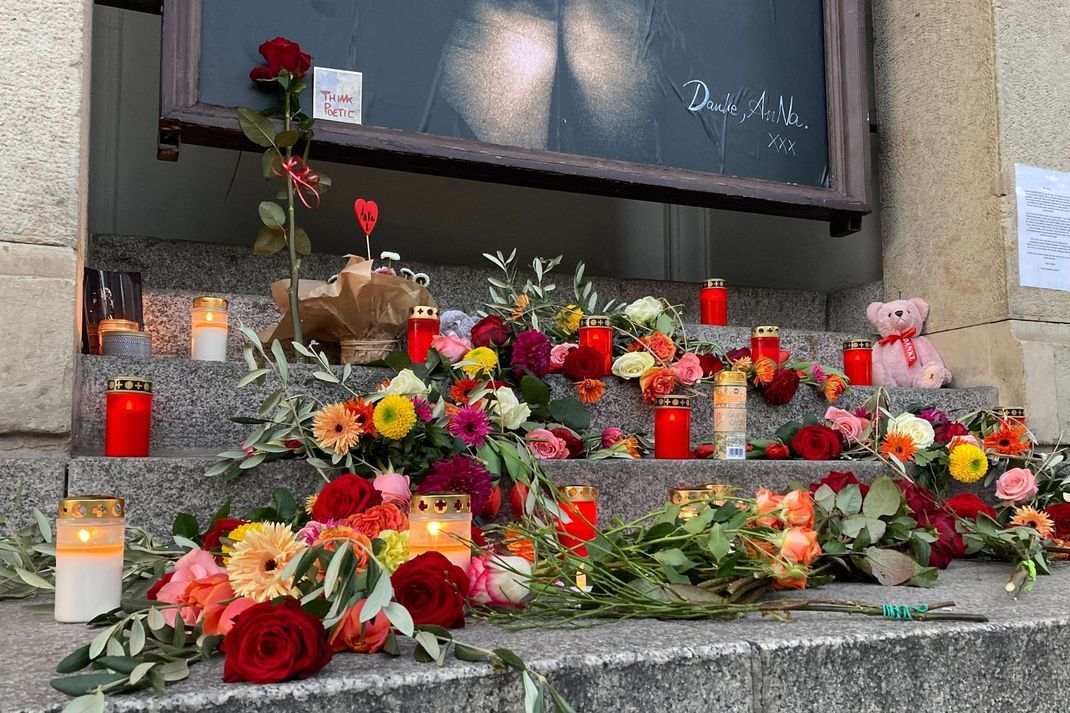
[313,67,363,125]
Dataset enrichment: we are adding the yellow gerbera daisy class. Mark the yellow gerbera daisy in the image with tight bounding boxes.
[461,346,498,376]
[221,521,264,560]
[373,395,417,440]
[226,522,304,601]
[1010,506,1055,538]
[311,402,362,455]
[555,304,583,333]
[377,529,410,573]
[948,443,989,483]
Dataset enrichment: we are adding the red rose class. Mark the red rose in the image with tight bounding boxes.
[790,425,842,460]
[918,511,964,569]
[471,316,510,348]
[1044,503,1070,539]
[934,421,969,445]
[563,346,606,381]
[945,493,997,521]
[221,599,332,684]
[551,427,583,458]
[201,518,247,553]
[897,480,937,517]
[146,571,174,601]
[810,470,869,497]
[249,37,312,82]
[762,369,801,405]
[698,353,723,377]
[312,473,382,522]
[390,552,469,629]
[691,443,716,459]
[725,347,751,362]
[764,443,790,460]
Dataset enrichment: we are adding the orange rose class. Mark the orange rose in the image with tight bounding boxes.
[771,561,808,590]
[779,527,821,566]
[347,503,409,539]
[639,366,677,403]
[642,332,678,362]
[754,487,783,528]
[329,598,391,653]
[203,596,256,637]
[186,572,258,636]
[781,489,815,529]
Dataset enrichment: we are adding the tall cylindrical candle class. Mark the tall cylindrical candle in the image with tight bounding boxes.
[55,496,125,623]
[842,339,873,386]
[654,395,692,459]
[712,370,747,460]
[751,325,781,365]
[407,306,440,364]
[96,319,140,356]
[556,485,597,556]
[191,296,229,362]
[699,278,728,326]
[408,493,472,571]
[668,487,712,522]
[578,315,613,376]
[993,407,1027,427]
[104,376,152,457]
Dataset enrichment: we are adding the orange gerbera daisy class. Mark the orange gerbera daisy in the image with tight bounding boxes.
[619,436,641,459]
[450,378,482,405]
[343,398,377,438]
[823,374,847,403]
[312,403,362,455]
[753,357,776,385]
[983,422,1031,456]
[1010,506,1055,538]
[575,378,605,404]
[510,293,530,321]
[880,432,917,462]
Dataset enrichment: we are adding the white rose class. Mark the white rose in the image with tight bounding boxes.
[888,413,935,449]
[491,387,531,430]
[612,351,656,380]
[624,296,663,326]
[380,368,429,396]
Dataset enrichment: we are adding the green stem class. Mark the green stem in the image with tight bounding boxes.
[283,91,303,349]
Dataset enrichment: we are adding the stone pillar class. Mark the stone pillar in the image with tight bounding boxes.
[871,0,1070,442]
[0,1,93,453]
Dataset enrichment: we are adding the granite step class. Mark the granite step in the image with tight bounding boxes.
[3,561,1068,713]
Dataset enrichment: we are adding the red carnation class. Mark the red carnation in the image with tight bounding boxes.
[563,346,606,381]
[725,347,751,362]
[312,473,382,522]
[934,421,969,445]
[249,37,312,82]
[691,444,716,459]
[471,316,510,348]
[945,493,997,521]
[790,425,842,460]
[762,369,801,405]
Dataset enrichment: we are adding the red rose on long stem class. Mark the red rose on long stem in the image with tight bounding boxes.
[221,599,332,684]
[312,473,382,522]
[789,425,842,460]
[250,37,312,82]
[390,552,469,629]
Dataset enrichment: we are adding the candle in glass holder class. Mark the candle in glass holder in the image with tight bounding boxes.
[842,339,873,386]
[579,315,613,376]
[668,487,712,522]
[556,485,597,556]
[96,319,140,356]
[407,306,440,364]
[993,407,1027,427]
[712,370,747,460]
[409,493,472,571]
[191,297,229,362]
[751,325,781,365]
[105,376,152,457]
[55,496,125,623]
[654,395,692,459]
[700,279,728,326]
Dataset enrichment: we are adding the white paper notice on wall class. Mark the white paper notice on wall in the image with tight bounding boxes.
[313,67,363,125]
[1016,163,1070,291]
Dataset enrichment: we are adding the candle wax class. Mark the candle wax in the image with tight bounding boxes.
[54,546,123,623]
[192,325,228,361]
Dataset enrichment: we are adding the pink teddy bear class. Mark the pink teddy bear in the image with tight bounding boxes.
[865,298,951,389]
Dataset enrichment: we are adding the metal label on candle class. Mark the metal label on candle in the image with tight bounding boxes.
[60,496,125,519]
[408,305,440,320]
[654,395,692,409]
[579,315,611,328]
[192,296,229,310]
[412,492,470,514]
[993,407,1026,420]
[561,485,597,502]
[105,376,153,394]
[752,325,780,337]
[702,278,726,288]
[843,339,873,350]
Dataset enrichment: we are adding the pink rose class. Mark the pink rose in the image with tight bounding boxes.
[467,554,531,607]
[372,472,412,506]
[671,352,703,386]
[431,334,472,363]
[155,547,226,626]
[948,434,981,451]
[824,407,868,443]
[601,427,625,449]
[549,343,577,373]
[995,468,1037,506]
[526,428,570,460]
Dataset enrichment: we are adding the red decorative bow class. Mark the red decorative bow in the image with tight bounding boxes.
[878,328,918,366]
[274,156,321,209]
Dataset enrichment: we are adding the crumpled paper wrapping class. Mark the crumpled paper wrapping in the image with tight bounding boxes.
[260,255,437,347]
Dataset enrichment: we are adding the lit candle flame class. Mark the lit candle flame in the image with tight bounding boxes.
[77,529,91,543]
[205,311,214,322]
[428,521,442,538]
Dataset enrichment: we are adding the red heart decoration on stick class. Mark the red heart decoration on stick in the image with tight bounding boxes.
[354,199,379,236]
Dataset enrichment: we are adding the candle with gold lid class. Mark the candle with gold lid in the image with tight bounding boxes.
[407,305,440,364]
[654,395,692,459]
[578,315,613,376]
[408,492,472,571]
[54,496,125,623]
[993,406,1027,426]
[97,318,140,355]
[842,339,873,386]
[556,484,598,556]
[668,486,712,521]
[700,278,728,326]
[751,325,781,365]
[191,296,229,362]
[104,376,152,457]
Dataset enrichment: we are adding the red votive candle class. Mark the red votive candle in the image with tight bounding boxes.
[842,339,873,386]
[700,278,728,326]
[751,325,781,365]
[654,395,692,459]
[104,376,152,457]
[579,315,613,376]
[993,407,1027,427]
[556,485,598,557]
[407,306,440,364]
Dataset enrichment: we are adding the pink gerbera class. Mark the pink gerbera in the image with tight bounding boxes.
[448,405,492,447]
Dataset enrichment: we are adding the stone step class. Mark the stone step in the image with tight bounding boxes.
[3,561,1068,713]
[64,455,890,534]
[90,233,831,329]
[73,354,996,454]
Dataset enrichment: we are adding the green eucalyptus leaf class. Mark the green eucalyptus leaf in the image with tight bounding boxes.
[32,508,52,543]
[15,567,53,590]
[237,369,270,388]
[51,672,126,697]
[492,647,527,672]
[56,644,92,674]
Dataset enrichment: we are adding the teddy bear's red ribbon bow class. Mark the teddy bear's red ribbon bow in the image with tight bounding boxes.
[878,327,918,366]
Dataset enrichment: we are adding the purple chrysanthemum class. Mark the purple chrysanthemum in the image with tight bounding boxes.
[416,455,493,513]
[412,397,434,422]
[448,405,492,448]
[917,407,948,426]
[509,329,552,378]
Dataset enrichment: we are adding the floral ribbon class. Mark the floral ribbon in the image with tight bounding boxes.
[878,327,918,366]
[274,156,321,209]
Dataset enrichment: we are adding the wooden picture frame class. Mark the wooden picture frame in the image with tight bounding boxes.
[159,0,871,235]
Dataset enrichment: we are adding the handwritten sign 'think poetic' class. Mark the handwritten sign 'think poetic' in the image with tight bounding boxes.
[313,67,363,125]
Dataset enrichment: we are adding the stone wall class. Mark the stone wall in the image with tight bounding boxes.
[0,1,92,453]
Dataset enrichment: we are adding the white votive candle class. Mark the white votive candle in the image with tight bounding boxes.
[191,296,229,361]
[54,497,125,623]
[409,493,473,572]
